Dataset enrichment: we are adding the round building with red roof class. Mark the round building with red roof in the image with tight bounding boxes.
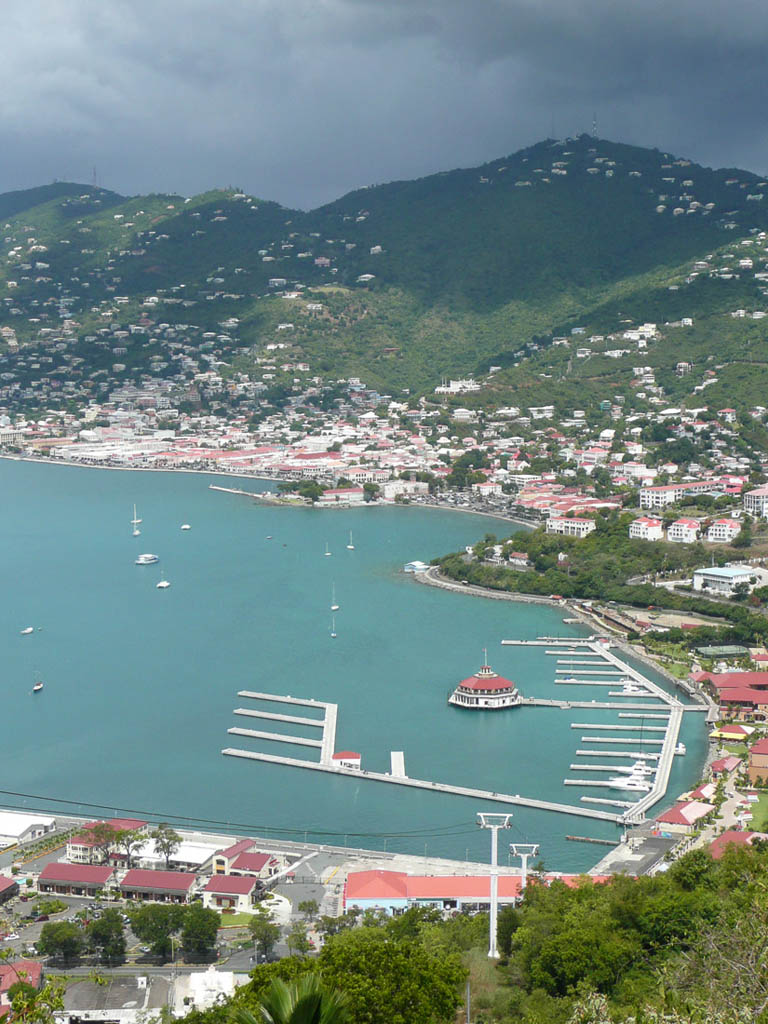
[448,654,522,710]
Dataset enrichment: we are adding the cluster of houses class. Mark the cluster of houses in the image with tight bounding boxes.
[16,817,289,914]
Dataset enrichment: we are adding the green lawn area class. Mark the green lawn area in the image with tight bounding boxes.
[723,743,748,757]
[218,911,257,928]
[748,792,768,830]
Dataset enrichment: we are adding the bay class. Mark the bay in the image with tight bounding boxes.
[0,460,708,870]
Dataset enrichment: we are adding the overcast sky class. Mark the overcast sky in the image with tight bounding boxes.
[2,0,767,209]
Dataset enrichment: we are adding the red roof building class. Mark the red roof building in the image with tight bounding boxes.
[0,961,42,1008]
[120,869,197,903]
[210,840,282,878]
[202,874,260,913]
[655,800,715,832]
[344,869,611,913]
[0,877,19,904]
[38,862,114,896]
[709,830,768,859]
[449,656,521,710]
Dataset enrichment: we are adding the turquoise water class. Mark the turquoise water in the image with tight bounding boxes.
[0,461,708,870]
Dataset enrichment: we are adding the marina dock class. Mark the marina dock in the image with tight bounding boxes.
[224,638,701,826]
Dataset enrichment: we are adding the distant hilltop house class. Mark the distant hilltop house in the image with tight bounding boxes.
[434,378,481,394]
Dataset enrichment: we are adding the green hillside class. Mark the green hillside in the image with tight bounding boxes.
[1,134,767,398]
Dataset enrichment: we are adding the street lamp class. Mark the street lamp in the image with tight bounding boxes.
[477,813,512,958]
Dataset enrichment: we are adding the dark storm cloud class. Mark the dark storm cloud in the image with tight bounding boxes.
[2,0,767,208]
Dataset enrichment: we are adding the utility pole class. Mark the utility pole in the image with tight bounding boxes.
[478,813,512,958]
[509,843,539,892]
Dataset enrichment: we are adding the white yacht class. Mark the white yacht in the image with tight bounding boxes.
[324,542,332,557]
[181,524,191,531]
[331,583,340,612]
[32,679,43,694]
[346,531,355,550]
[674,742,687,756]
[609,775,652,792]
[135,553,159,565]
[20,626,34,635]
[131,504,142,537]
[156,579,171,589]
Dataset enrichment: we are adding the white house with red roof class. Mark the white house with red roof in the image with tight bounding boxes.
[706,518,742,543]
[710,754,742,778]
[655,800,715,833]
[317,487,366,505]
[202,875,261,913]
[448,656,521,710]
[666,518,700,543]
[331,751,362,769]
[66,818,149,864]
[629,516,663,541]
[545,516,596,539]
[210,840,282,880]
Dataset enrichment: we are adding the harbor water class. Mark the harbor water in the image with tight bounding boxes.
[0,460,708,870]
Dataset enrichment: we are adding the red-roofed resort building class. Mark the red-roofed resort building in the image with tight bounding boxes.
[448,655,521,710]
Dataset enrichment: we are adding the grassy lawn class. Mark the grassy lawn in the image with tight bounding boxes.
[748,791,768,830]
[723,743,749,757]
[218,911,257,928]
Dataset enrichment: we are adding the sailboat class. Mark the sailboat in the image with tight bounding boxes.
[346,531,355,550]
[330,616,337,639]
[331,583,340,612]
[324,542,332,557]
[131,504,142,537]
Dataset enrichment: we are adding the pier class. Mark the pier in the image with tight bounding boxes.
[224,637,700,827]
[221,748,622,822]
[234,691,337,766]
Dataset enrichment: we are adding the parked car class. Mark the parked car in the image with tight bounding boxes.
[36,914,49,922]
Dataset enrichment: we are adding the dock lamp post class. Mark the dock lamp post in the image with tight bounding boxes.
[477,812,512,958]
[509,843,539,893]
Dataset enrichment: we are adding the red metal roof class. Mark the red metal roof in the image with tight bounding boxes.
[709,830,766,859]
[218,838,254,860]
[345,870,611,903]
[204,875,258,895]
[39,862,114,885]
[332,751,361,760]
[0,876,17,894]
[120,869,196,892]
[230,852,272,873]
[750,737,768,755]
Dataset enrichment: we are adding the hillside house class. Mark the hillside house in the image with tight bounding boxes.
[629,517,663,541]
[545,517,596,539]
[744,485,768,518]
[693,565,755,595]
[706,519,742,543]
[667,518,700,544]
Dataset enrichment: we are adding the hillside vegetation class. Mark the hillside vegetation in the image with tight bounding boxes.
[2,135,768,399]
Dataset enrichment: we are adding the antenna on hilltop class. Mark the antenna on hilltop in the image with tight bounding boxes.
[592,113,597,139]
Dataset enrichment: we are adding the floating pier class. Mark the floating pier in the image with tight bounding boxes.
[222,747,622,821]
[570,723,667,732]
[227,727,322,748]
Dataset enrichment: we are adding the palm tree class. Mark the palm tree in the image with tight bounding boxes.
[232,976,348,1024]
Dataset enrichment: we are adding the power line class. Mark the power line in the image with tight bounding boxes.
[0,789,478,841]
